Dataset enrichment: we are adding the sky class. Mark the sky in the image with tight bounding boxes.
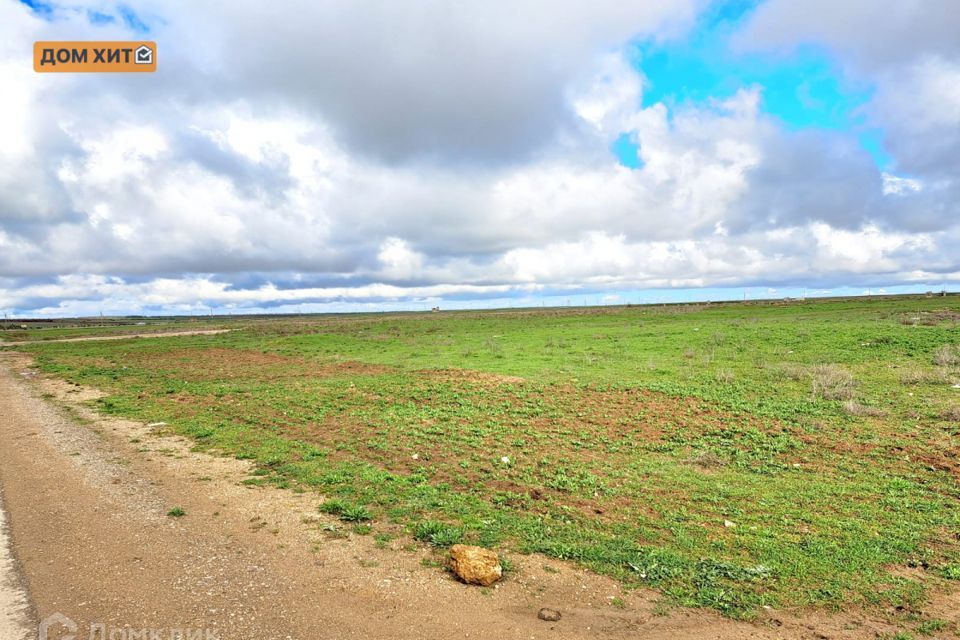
[1,0,958,317]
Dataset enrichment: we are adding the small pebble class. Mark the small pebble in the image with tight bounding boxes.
[538,608,561,622]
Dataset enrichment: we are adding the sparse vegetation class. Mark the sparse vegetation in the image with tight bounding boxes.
[880,633,914,640]
[810,363,856,400]
[714,368,735,383]
[10,295,960,621]
[916,619,947,636]
[899,367,947,386]
[167,506,186,517]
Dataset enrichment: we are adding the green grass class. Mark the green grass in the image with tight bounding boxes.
[0,320,223,342]
[167,506,186,517]
[413,519,465,547]
[9,295,960,620]
[319,499,373,522]
[917,619,948,636]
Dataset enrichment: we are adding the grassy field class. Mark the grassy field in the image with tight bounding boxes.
[0,319,225,342]
[7,296,960,626]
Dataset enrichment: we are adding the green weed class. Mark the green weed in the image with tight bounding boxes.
[319,499,372,522]
[413,520,464,547]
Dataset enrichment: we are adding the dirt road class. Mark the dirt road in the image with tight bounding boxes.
[0,489,33,640]
[0,352,912,640]
[0,329,229,346]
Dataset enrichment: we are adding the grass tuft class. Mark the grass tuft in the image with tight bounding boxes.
[916,619,947,636]
[412,520,464,547]
[842,400,887,417]
[319,499,372,522]
[939,405,960,422]
[932,344,960,366]
[810,364,856,400]
[938,563,960,580]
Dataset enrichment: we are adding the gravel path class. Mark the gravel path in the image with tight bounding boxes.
[0,490,33,640]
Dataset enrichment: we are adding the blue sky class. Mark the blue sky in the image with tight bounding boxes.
[20,0,151,32]
[610,0,890,170]
[1,0,957,316]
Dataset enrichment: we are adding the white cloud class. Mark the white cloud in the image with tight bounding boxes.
[572,53,644,133]
[732,0,960,71]
[377,238,425,281]
[733,0,960,228]
[0,0,958,316]
[809,223,934,271]
[882,173,922,196]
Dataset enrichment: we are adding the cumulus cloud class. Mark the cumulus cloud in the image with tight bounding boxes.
[734,0,960,230]
[732,0,960,71]
[186,0,700,163]
[0,0,958,316]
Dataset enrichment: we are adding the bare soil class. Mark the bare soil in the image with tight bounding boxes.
[0,488,33,640]
[133,347,390,381]
[0,352,947,640]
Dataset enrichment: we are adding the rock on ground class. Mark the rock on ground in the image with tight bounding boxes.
[448,544,502,586]
[538,608,562,622]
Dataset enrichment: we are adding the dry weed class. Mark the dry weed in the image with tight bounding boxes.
[899,367,948,385]
[811,364,856,401]
[932,345,960,366]
[842,401,887,418]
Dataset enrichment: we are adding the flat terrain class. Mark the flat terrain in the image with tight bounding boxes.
[2,296,959,638]
[0,350,884,640]
[0,328,230,346]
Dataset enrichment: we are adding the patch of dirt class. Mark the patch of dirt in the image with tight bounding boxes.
[41,376,107,402]
[418,368,526,385]
[318,359,393,377]
[127,348,391,382]
[914,452,960,479]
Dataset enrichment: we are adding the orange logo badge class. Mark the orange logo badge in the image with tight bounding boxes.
[34,41,157,73]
